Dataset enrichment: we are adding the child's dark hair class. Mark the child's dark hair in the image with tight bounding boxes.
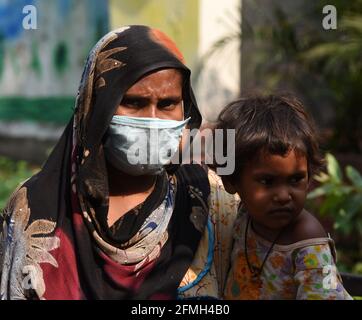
[216,94,323,183]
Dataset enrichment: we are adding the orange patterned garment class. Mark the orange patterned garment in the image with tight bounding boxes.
[224,212,353,300]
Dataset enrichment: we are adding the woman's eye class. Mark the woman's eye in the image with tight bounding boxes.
[122,102,136,108]
[121,98,145,108]
[158,99,177,109]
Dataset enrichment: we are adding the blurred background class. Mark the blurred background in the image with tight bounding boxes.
[0,0,361,295]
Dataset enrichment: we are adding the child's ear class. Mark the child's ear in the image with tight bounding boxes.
[221,176,237,194]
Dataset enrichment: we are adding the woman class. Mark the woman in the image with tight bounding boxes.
[0,25,239,300]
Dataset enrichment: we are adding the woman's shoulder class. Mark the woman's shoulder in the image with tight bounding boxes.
[207,168,240,212]
[207,167,238,197]
[2,181,28,215]
[207,167,224,189]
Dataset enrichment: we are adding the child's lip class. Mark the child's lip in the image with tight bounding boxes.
[268,207,294,215]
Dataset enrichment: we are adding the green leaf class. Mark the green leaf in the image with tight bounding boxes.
[314,172,330,183]
[340,15,362,33]
[307,188,326,199]
[319,194,344,216]
[326,153,343,183]
[356,219,362,235]
[335,209,354,234]
[346,165,362,189]
[302,43,340,61]
[334,221,340,230]
[333,185,354,197]
[307,184,334,199]
[352,262,362,275]
[342,194,362,218]
[338,208,347,217]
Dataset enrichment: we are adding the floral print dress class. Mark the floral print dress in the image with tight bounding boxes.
[178,169,240,299]
[224,212,353,300]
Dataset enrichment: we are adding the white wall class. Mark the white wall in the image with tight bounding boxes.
[196,0,241,123]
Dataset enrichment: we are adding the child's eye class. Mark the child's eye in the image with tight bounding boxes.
[259,177,273,186]
[289,174,306,184]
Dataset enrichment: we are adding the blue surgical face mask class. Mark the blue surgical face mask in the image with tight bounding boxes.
[104,115,190,176]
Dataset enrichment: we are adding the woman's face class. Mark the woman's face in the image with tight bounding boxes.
[115,68,184,120]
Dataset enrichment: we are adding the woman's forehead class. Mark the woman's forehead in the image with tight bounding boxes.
[125,69,183,94]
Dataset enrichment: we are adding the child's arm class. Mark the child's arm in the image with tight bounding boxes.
[293,241,353,300]
[289,210,352,299]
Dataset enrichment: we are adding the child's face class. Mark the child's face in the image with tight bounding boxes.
[231,149,309,231]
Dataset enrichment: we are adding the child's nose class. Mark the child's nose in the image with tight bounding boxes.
[273,188,292,204]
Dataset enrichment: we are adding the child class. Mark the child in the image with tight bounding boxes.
[215,95,352,300]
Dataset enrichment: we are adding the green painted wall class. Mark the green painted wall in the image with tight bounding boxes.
[0,0,108,124]
[0,0,199,125]
[0,97,74,124]
[109,0,199,69]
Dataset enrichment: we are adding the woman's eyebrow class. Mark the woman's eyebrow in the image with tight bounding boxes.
[159,96,182,101]
[121,94,181,100]
[120,95,150,104]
